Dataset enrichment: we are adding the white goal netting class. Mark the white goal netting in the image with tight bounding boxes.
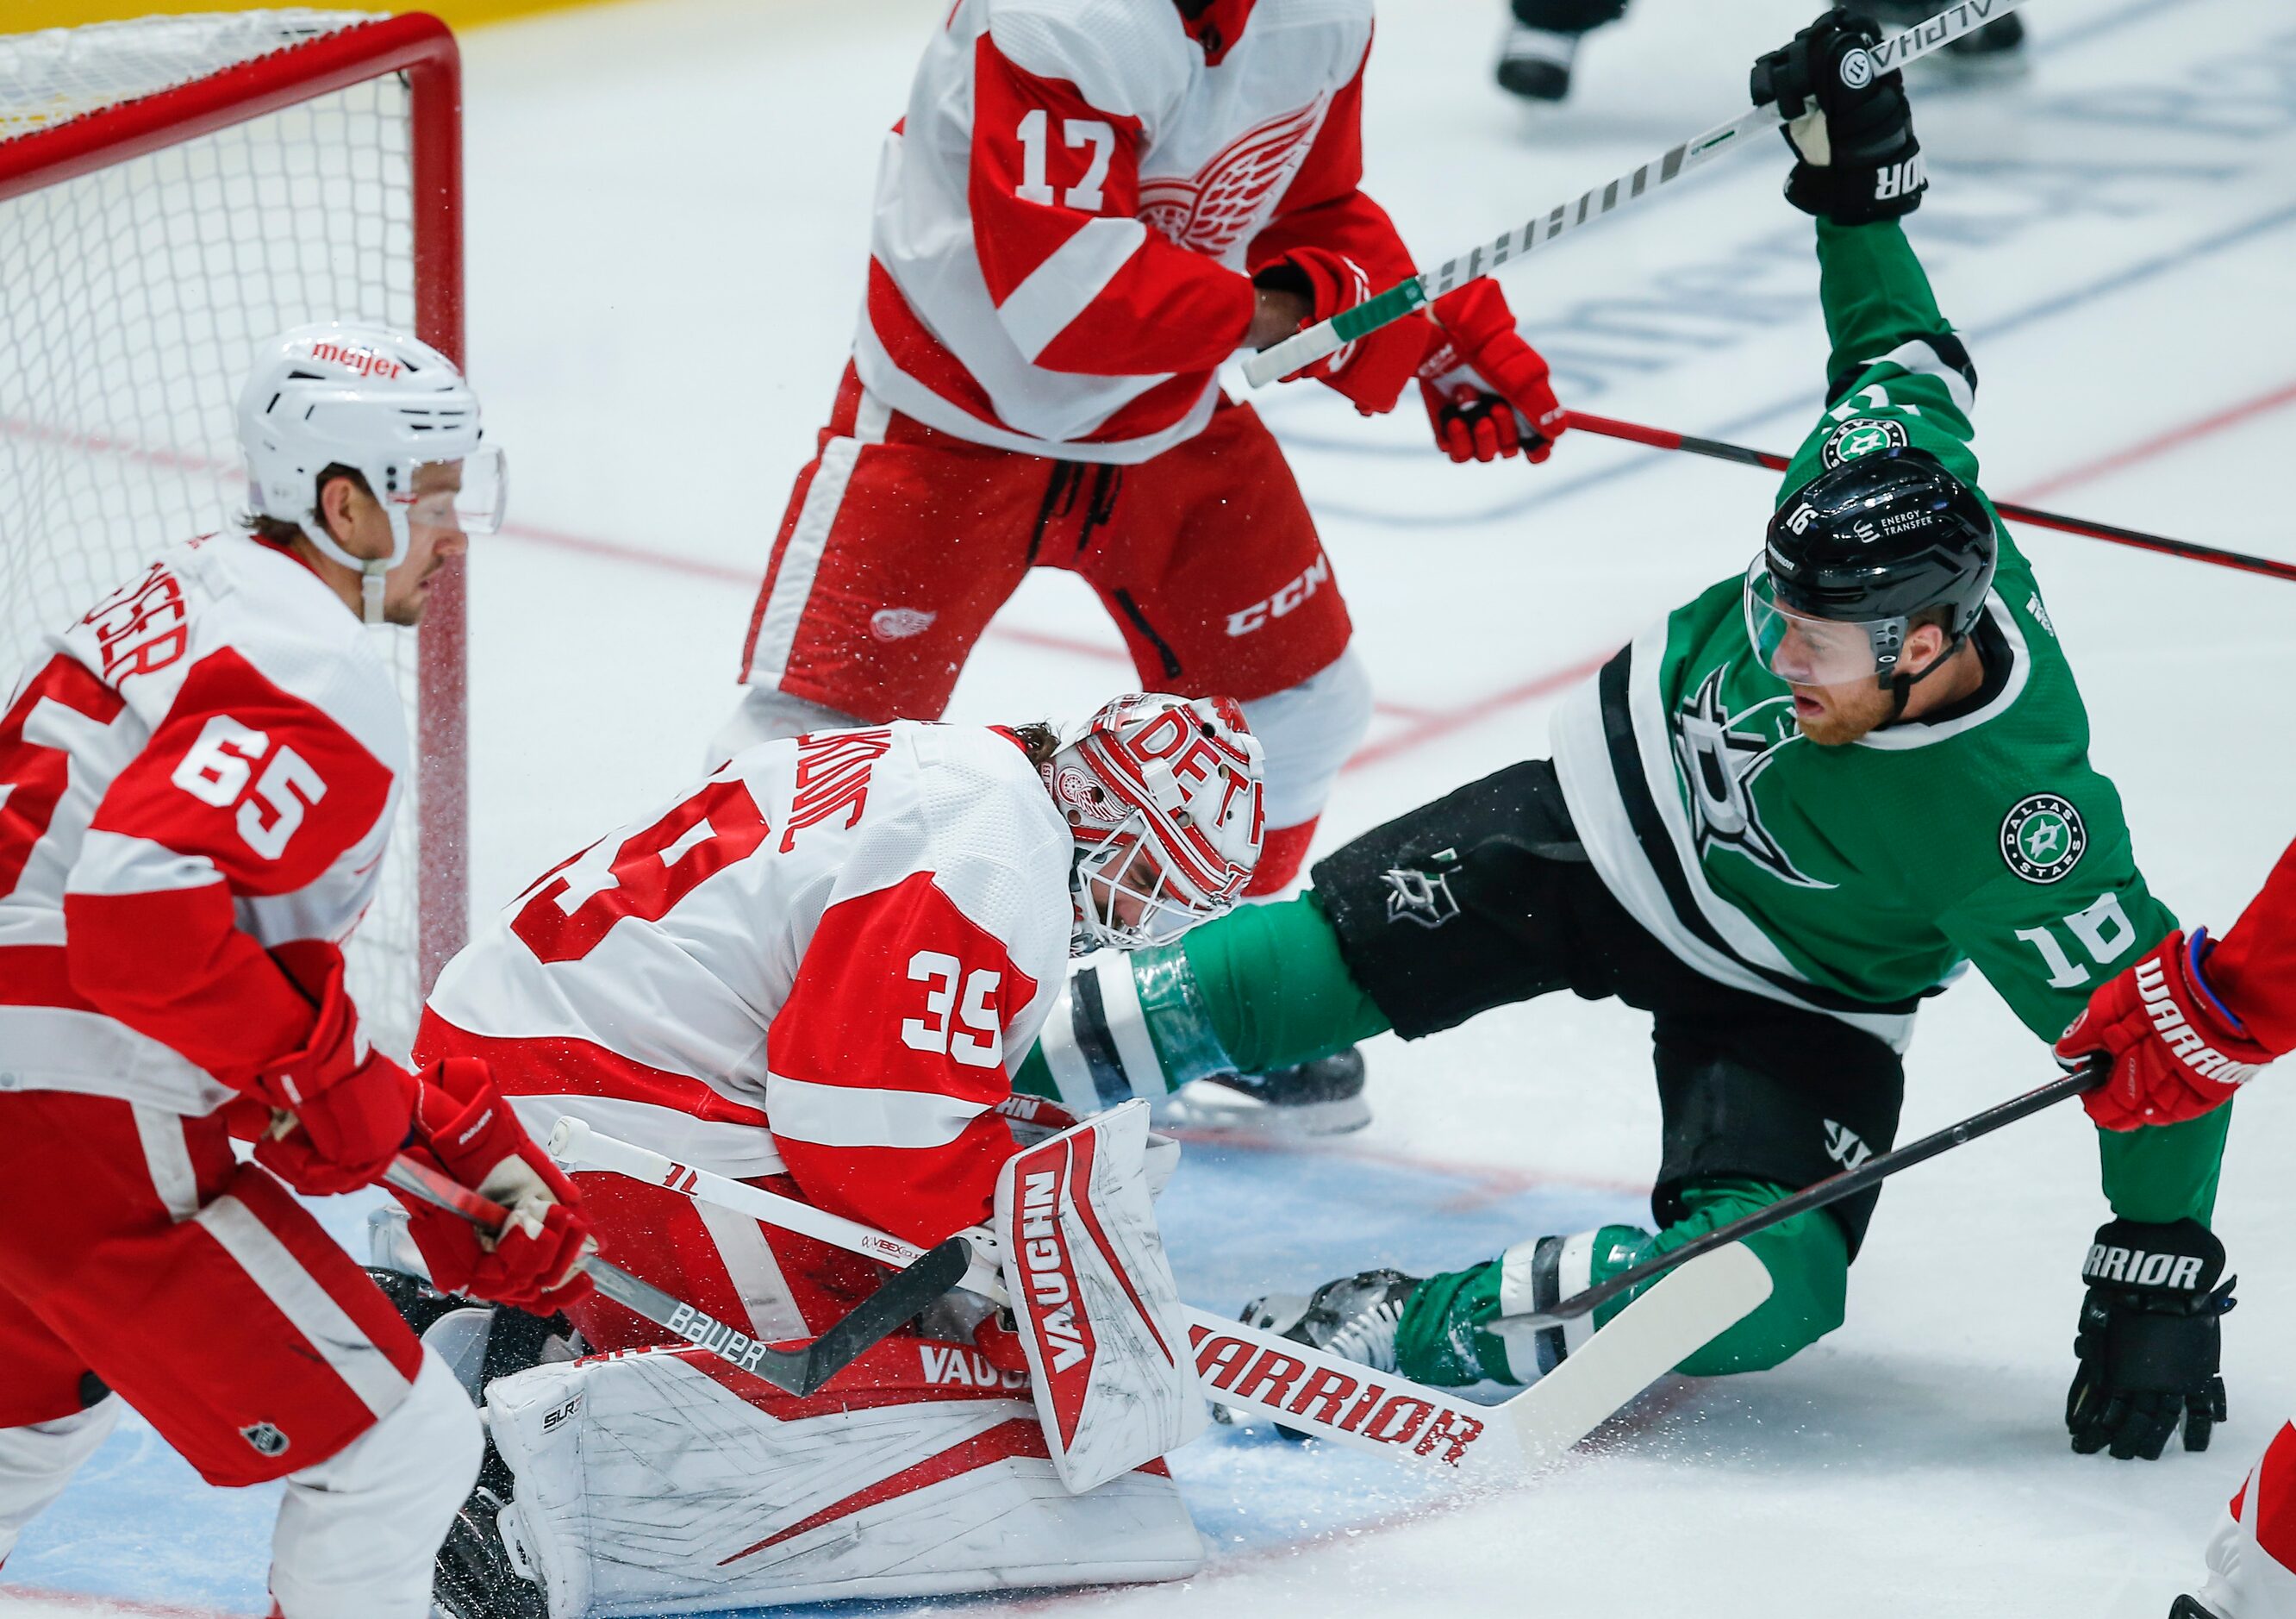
[0,11,439,1056]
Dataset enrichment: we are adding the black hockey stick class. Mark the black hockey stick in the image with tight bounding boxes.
[1498,1065,2103,1329]
[383,1155,968,1396]
[1567,412,2296,586]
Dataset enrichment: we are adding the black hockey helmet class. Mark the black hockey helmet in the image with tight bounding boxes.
[1746,447,1997,691]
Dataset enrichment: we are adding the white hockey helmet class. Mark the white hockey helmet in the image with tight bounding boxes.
[238,322,504,622]
[1046,693,1267,953]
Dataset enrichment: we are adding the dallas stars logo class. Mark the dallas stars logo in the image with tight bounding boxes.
[1671,667,1833,890]
[2000,794,2087,884]
[1820,416,1908,468]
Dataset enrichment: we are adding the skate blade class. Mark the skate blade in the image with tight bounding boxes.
[1157,1082,1373,1139]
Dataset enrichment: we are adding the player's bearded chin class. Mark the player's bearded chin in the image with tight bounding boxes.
[1789,679,1893,746]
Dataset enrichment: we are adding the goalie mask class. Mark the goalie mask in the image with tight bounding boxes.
[239,322,505,624]
[1045,694,1265,954]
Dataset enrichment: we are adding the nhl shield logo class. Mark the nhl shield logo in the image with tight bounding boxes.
[239,1421,290,1458]
[2000,794,2087,884]
[1820,417,1908,468]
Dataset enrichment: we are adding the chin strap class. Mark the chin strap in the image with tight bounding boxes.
[298,506,406,627]
[1880,628,1972,728]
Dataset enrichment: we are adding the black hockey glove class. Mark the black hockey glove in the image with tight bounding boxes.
[2064,1217,2235,1460]
[1750,9,1925,226]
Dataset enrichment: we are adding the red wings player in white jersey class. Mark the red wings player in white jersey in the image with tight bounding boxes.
[720,0,1565,900]
[0,324,593,1619]
[2055,842,2296,1619]
[409,695,1266,1616]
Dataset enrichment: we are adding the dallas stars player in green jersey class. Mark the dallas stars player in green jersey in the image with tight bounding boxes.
[1014,9,2237,1461]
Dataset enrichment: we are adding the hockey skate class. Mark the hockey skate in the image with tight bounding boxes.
[1160,1047,1371,1139]
[430,1444,547,1619]
[2168,1600,2225,1619]
[1494,25,1578,102]
[1220,1269,1420,1435]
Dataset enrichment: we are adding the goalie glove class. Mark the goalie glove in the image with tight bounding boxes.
[397,1058,597,1314]
[1750,8,1926,226]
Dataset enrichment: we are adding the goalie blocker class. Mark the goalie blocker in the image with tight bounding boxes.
[996,1102,1204,1493]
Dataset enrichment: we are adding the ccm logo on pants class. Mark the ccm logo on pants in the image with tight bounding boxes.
[1227,555,1331,637]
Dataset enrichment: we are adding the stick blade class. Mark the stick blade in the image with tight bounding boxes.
[1497,1242,1773,1469]
[790,1236,973,1397]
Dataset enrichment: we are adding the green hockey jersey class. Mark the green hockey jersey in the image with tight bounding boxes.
[1550,218,2224,1222]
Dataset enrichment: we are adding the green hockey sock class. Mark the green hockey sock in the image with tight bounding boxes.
[1176,891,1390,1075]
[1393,1178,1854,1386]
[1014,891,1391,1104]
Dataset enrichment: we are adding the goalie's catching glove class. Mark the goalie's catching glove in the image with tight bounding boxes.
[397,1058,596,1315]
[1417,280,1566,465]
[1750,8,1925,226]
[2066,1216,2234,1460]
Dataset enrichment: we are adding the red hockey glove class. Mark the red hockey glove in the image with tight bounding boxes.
[2056,929,2275,1131]
[1254,246,1426,416]
[250,947,416,1197]
[1418,279,1566,464]
[397,1058,596,1314]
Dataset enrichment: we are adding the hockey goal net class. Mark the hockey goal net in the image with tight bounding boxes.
[0,9,465,1058]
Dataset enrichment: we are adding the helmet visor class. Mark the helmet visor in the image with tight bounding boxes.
[395,446,506,535]
[1743,558,1897,686]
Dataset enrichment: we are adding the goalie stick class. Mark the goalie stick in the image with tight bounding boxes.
[1566,411,2296,585]
[1240,0,2027,388]
[1496,1066,2102,1331]
[380,1154,969,1397]
[546,1117,1774,1480]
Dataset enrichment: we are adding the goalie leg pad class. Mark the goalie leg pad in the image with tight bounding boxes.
[996,1100,1205,1494]
[487,1341,1202,1617]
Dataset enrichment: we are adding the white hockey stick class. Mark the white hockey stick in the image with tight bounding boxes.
[547,1116,1772,1480]
[1240,0,2026,387]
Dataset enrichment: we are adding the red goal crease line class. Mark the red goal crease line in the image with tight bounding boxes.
[0,1584,261,1619]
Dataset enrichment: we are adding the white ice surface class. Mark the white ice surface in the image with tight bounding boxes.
[9,0,2296,1613]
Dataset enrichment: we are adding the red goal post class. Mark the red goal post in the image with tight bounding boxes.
[0,12,467,1054]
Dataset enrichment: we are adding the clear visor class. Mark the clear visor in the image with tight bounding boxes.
[392,446,507,534]
[1743,558,1895,687]
[1073,820,1225,953]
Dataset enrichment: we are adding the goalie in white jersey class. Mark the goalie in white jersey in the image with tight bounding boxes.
[409,693,1266,1617]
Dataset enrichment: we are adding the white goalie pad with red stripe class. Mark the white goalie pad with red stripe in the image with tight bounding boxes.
[995,1100,1204,1494]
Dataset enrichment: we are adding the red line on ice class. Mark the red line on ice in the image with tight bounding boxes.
[2006,378,2296,503]
[0,1585,261,1619]
[490,518,1436,720]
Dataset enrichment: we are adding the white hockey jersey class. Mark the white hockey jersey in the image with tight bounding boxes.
[0,534,407,1116]
[421,722,1074,1246]
[858,0,1415,463]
